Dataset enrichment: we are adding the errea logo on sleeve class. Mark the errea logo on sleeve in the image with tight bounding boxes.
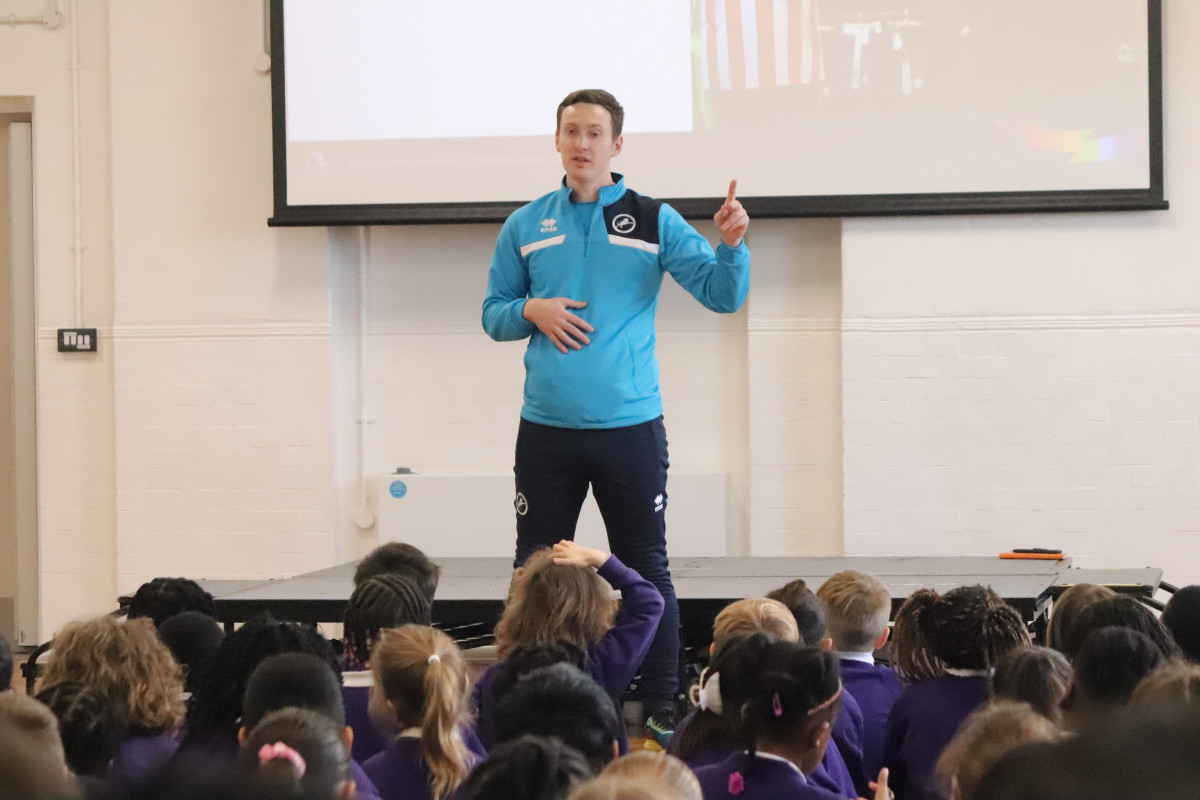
[540,218,557,233]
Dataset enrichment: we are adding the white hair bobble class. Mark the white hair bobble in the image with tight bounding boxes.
[427,654,441,664]
[695,669,724,715]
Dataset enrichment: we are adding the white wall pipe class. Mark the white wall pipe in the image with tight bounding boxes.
[68,0,83,326]
[354,226,376,529]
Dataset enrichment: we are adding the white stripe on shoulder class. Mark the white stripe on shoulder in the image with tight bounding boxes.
[520,235,566,257]
[607,235,659,254]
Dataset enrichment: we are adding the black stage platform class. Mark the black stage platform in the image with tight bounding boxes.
[202,555,1080,647]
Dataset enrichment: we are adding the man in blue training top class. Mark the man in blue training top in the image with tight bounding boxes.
[482,88,750,745]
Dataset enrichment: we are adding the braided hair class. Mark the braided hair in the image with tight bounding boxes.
[343,573,433,666]
[892,589,946,683]
[127,577,216,627]
[919,585,1030,671]
[34,682,127,778]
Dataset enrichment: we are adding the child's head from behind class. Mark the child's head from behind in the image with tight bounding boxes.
[892,588,945,682]
[127,577,216,628]
[156,610,225,695]
[494,663,623,775]
[816,570,891,653]
[242,653,346,732]
[917,585,1030,671]
[600,752,701,800]
[765,579,828,647]
[41,615,185,734]
[241,707,352,800]
[713,632,842,774]
[185,614,338,750]
[371,625,471,799]
[34,682,127,778]
[343,573,433,665]
[495,548,616,656]
[935,701,1060,800]
[991,646,1071,725]
[1062,594,1179,663]
[1046,583,1115,657]
[354,541,440,602]
[461,734,592,800]
[0,695,77,800]
[1160,585,1200,663]
[712,597,798,650]
[1071,626,1165,708]
[1131,661,1200,710]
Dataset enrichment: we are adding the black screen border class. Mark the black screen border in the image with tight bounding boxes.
[268,0,1166,227]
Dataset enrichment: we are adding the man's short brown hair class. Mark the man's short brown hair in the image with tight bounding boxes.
[817,570,892,652]
[556,89,624,138]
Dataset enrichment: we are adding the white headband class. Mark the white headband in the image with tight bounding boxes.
[696,669,724,715]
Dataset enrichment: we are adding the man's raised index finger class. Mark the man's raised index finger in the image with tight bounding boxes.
[726,179,738,205]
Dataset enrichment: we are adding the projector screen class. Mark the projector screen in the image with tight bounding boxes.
[269,0,1166,226]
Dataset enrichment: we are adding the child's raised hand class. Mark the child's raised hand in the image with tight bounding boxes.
[551,540,609,569]
[861,768,892,800]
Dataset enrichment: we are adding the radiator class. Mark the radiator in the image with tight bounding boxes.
[376,471,728,558]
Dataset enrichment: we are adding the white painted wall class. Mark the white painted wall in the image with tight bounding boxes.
[841,3,1200,579]
[4,0,1194,640]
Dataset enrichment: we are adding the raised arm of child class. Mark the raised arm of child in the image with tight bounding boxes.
[551,539,665,697]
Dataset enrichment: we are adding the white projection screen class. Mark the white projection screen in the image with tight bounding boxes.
[268,0,1166,226]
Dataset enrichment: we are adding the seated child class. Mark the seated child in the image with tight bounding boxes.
[491,663,626,775]
[363,625,479,800]
[240,706,356,800]
[1060,626,1165,735]
[471,541,663,750]
[990,647,1071,725]
[35,682,127,781]
[0,693,77,800]
[600,751,702,800]
[690,633,868,800]
[239,652,383,800]
[458,734,592,800]
[1160,584,1200,664]
[354,541,441,602]
[39,615,185,784]
[672,598,862,800]
[341,572,434,761]
[933,701,1059,800]
[882,585,1029,800]
[816,570,903,791]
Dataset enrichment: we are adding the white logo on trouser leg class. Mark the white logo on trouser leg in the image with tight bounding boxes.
[654,493,664,512]
[515,493,529,515]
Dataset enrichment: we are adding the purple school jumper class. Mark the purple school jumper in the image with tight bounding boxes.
[363,736,478,800]
[673,710,855,799]
[838,655,903,785]
[469,554,664,750]
[110,733,179,784]
[694,751,845,800]
[883,673,990,800]
[830,685,866,797]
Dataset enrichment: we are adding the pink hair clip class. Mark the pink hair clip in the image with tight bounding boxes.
[772,692,783,717]
[728,771,745,795]
[258,742,307,778]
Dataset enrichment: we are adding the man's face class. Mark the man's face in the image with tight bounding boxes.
[555,103,623,188]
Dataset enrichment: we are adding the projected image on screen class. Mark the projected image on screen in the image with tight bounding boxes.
[273,0,1162,223]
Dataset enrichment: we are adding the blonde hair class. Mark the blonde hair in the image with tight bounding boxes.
[494,549,617,657]
[1046,583,1115,653]
[817,570,891,652]
[0,693,66,769]
[371,625,471,800]
[1131,661,1200,709]
[40,615,185,732]
[934,701,1059,800]
[601,752,702,800]
[712,598,798,649]
[569,774,687,800]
